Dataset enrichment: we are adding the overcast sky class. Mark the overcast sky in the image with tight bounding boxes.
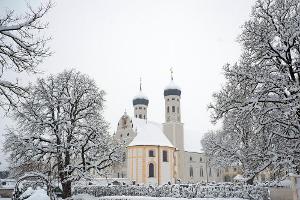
[0,0,255,170]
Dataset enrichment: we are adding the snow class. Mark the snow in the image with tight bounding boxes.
[164,80,181,91]
[20,187,34,199]
[128,118,174,147]
[73,194,246,200]
[26,188,50,200]
[133,91,148,100]
[233,175,245,182]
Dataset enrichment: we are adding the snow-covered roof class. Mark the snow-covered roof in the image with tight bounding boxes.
[184,129,205,153]
[128,118,174,147]
[164,80,181,91]
[133,91,148,100]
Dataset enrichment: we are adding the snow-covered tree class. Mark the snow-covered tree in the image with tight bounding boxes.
[0,1,51,111]
[5,69,122,198]
[202,111,278,184]
[205,0,300,182]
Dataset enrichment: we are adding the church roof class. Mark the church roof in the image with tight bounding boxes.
[132,79,149,106]
[133,90,148,101]
[164,80,181,96]
[164,80,181,91]
[128,118,174,148]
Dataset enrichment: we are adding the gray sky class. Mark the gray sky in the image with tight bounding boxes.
[0,0,255,170]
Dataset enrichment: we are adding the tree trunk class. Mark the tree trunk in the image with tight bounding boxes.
[246,176,254,185]
[62,181,72,199]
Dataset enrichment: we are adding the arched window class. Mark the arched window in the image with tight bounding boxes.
[199,157,202,162]
[200,167,204,177]
[163,150,168,162]
[167,106,170,113]
[139,114,142,118]
[190,166,193,177]
[209,167,212,177]
[149,163,154,177]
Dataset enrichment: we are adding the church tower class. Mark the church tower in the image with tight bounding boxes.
[163,69,184,150]
[133,78,149,120]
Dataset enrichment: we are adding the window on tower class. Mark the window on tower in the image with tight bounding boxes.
[167,106,170,113]
[172,106,175,112]
[139,114,142,118]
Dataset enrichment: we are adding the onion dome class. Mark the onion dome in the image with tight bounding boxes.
[164,69,181,96]
[133,78,149,106]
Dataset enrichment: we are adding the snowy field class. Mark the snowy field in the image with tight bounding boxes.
[73,194,247,200]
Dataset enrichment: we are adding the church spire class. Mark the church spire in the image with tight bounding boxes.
[139,77,142,91]
[133,77,149,120]
[170,67,174,80]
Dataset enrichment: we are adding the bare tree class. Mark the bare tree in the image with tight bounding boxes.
[5,70,122,198]
[0,1,52,110]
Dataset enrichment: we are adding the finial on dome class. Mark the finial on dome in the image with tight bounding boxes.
[170,67,174,80]
[124,108,127,115]
[139,77,142,91]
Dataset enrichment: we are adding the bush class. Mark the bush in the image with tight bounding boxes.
[73,182,270,200]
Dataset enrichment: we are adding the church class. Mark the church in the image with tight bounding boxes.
[112,74,237,185]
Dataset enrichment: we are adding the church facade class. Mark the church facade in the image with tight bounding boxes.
[112,76,238,185]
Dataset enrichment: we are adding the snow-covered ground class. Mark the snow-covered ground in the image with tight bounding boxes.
[73,194,247,200]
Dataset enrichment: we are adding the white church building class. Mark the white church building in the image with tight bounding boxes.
[112,75,231,185]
